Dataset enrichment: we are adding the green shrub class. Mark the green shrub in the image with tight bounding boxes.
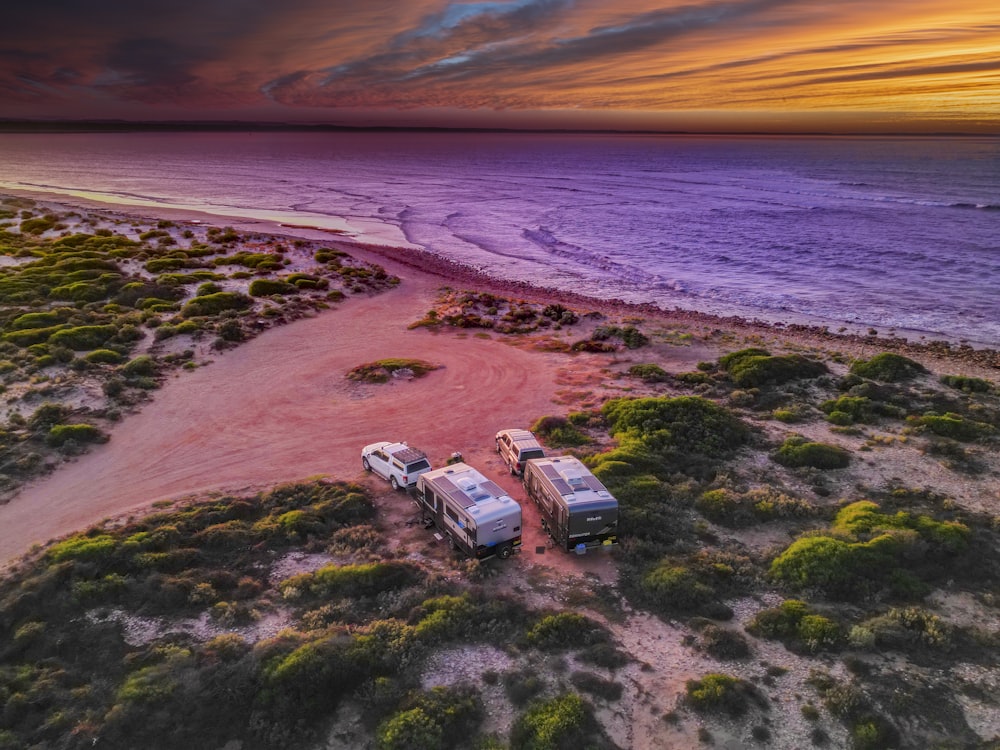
[347,358,439,383]
[530,415,590,447]
[502,671,545,707]
[28,402,70,431]
[939,374,992,393]
[376,686,483,750]
[510,693,594,750]
[47,324,117,351]
[769,535,895,599]
[569,671,623,701]
[47,423,107,447]
[696,487,813,527]
[832,500,969,553]
[181,291,252,317]
[850,353,926,382]
[855,607,951,652]
[121,355,157,378]
[697,624,751,660]
[47,533,118,562]
[628,363,670,382]
[9,310,68,330]
[279,561,420,601]
[685,673,759,716]
[769,501,968,600]
[719,348,827,387]
[642,564,715,612]
[773,436,851,469]
[595,396,749,482]
[913,413,992,442]
[85,348,126,365]
[248,278,298,296]
[820,396,881,424]
[525,612,607,651]
[3,325,69,347]
[20,217,55,234]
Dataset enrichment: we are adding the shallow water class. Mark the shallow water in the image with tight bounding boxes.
[1,131,997,345]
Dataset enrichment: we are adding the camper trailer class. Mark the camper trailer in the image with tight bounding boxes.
[415,462,522,560]
[523,456,619,552]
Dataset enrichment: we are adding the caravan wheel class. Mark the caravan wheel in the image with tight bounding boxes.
[497,544,513,560]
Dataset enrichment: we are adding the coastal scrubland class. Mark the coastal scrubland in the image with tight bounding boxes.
[0,196,397,499]
[0,195,998,749]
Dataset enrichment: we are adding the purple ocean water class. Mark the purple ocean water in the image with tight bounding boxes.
[1,132,997,346]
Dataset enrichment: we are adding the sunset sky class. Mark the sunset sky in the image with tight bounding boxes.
[2,0,998,132]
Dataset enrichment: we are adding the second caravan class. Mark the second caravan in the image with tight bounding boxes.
[415,463,522,560]
[522,455,619,552]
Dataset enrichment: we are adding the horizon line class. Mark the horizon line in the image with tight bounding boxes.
[1,119,997,139]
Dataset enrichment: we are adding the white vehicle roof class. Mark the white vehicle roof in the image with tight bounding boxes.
[362,441,428,463]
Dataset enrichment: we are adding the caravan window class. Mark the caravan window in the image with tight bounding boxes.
[445,505,460,523]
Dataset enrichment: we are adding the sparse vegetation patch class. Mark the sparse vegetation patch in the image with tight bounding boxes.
[347,358,440,383]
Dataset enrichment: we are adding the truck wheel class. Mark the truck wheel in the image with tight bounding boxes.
[362,458,371,471]
[508,462,516,476]
[390,476,399,491]
[497,544,513,560]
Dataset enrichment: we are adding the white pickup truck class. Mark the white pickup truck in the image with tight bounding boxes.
[361,441,432,490]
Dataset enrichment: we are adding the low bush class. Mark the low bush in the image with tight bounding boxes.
[912,413,993,442]
[850,353,927,382]
[590,396,749,482]
[376,685,483,750]
[642,564,715,613]
[685,673,761,716]
[503,671,545,706]
[249,278,298,297]
[347,359,439,383]
[47,423,107,448]
[851,607,952,653]
[530,415,590,447]
[569,671,623,701]
[85,348,126,365]
[697,624,751,659]
[939,374,992,393]
[181,291,252,317]
[696,487,813,527]
[279,561,421,601]
[120,355,157,378]
[628,363,670,383]
[773,436,851,470]
[525,612,608,651]
[719,347,828,387]
[510,693,599,750]
[748,600,842,652]
[770,501,969,599]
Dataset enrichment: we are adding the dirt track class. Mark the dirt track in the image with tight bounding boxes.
[0,255,577,565]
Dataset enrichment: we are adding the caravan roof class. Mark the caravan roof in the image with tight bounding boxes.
[419,462,517,520]
[531,456,614,505]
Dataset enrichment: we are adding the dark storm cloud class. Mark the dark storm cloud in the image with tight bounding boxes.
[105,38,206,88]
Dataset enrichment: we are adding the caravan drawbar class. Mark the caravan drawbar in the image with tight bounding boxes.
[415,462,522,560]
[523,455,618,552]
